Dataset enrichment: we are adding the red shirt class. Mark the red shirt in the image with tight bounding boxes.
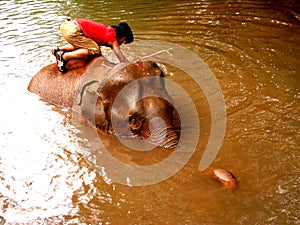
[75,18,117,45]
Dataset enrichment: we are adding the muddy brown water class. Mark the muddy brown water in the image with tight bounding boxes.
[0,0,299,224]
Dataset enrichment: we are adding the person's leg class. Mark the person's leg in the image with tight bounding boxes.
[62,48,89,60]
[59,44,77,52]
[59,20,100,60]
[51,44,77,56]
[54,20,101,73]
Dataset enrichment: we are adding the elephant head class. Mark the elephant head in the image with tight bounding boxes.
[80,61,180,149]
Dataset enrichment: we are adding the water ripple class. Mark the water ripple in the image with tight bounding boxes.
[0,0,299,224]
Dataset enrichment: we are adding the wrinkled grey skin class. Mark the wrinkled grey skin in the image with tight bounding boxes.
[79,61,180,149]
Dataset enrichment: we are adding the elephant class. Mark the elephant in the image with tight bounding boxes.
[28,57,237,189]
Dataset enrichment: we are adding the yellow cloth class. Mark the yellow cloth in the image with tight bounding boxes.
[60,20,101,56]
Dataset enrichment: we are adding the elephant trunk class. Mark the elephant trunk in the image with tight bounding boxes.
[159,128,179,149]
[146,117,179,149]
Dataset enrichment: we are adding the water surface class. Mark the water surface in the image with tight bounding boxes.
[0,0,299,224]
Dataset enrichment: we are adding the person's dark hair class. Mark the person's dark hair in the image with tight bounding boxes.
[112,22,134,44]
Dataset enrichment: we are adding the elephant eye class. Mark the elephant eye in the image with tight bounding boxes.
[128,114,145,132]
[129,116,137,125]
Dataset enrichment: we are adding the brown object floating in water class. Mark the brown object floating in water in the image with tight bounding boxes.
[204,168,237,189]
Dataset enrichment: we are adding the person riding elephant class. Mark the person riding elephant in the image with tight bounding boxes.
[51,18,134,73]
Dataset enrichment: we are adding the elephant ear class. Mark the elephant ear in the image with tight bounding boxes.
[154,62,167,77]
[78,80,108,131]
[77,80,99,106]
[145,61,165,77]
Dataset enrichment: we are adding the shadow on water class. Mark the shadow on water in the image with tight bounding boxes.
[0,0,299,224]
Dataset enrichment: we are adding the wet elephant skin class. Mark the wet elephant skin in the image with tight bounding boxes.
[28,57,179,149]
[28,57,237,189]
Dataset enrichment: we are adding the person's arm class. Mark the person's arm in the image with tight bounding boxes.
[110,40,128,63]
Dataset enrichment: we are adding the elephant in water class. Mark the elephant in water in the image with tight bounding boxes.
[28,57,237,189]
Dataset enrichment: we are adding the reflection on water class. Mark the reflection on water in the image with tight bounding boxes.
[0,0,299,224]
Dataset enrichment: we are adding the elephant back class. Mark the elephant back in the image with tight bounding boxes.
[28,57,112,108]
